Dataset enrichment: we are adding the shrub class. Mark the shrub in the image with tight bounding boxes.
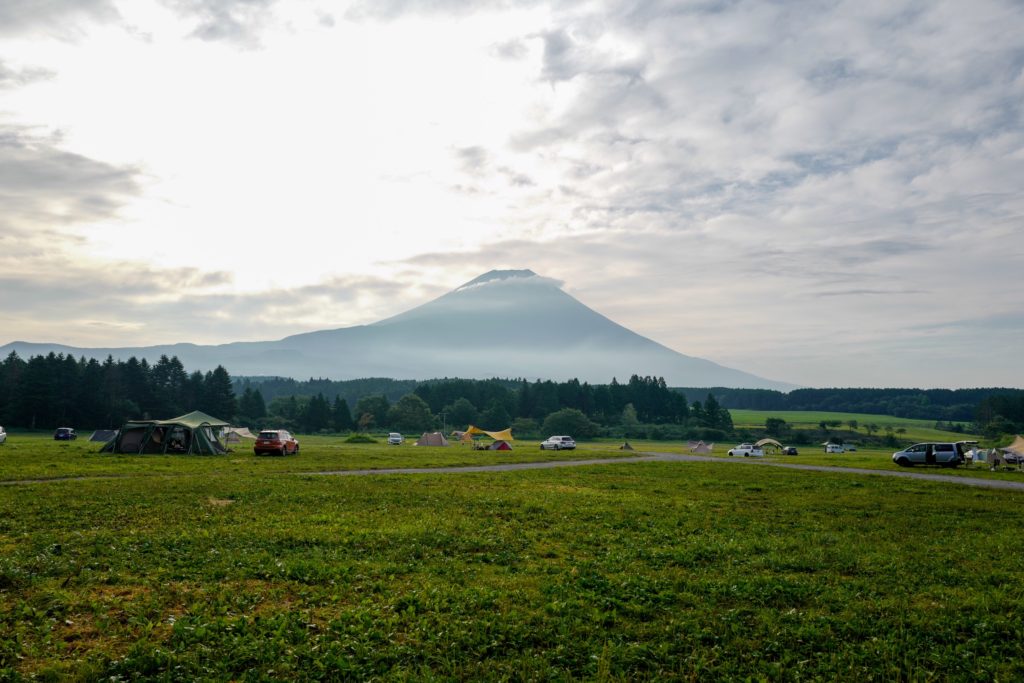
[344,434,378,444]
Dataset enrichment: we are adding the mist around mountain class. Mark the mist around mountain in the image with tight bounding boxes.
[0,270,796,390]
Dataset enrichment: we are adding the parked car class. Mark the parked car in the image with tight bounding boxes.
[540,435,576,450]
[825,444,845,453]
[254,430,299,456]
[54,427,77,441]
[892,441,977,468]
[387,432,404,445]
[782,446,798,455]
[728,443,764,457]
[0,426,6,444]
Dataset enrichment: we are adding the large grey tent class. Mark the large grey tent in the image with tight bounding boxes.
[101,411,230,455]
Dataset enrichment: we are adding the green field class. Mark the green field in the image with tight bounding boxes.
[3,435,1024,680]
[729,409,975,442]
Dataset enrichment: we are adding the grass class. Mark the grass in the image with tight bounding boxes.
[729,409,973,442]
[3,436,1024,680]
[0,433,636,483]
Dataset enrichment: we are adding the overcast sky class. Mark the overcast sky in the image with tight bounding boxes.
[1,0,1022,389]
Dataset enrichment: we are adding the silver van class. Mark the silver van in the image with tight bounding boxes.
[892,441,977,468]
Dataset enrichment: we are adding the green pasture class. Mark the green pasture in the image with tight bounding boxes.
[729,409,976,442]
[0,433,635,483]
[3,437,1024,680]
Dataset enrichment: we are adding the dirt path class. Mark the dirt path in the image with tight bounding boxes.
[302,452,1024,491]
[4,453,1023,491]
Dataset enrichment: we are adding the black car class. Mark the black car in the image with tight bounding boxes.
[782,446,798,455]
[54,427,77,440]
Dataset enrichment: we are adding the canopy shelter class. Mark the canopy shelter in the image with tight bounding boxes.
[755,438,783,452]
[416,432,449,447]
[101,411,230,455]
[464,425,515,441]
[88,429,118,443]
[1001,435,1024,456]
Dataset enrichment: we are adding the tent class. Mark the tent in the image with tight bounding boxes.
[464,425,515,441]
[223,427,256,444]
[755,438,783,453]
[619,441,634,451]
[101,410,230,455]
[690,440,714,454]
[88,429,118,443]
[415,432,449,446]
[489,440,512,451]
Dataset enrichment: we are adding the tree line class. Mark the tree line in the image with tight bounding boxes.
[674,386,1024,422]
[0,351,236,430]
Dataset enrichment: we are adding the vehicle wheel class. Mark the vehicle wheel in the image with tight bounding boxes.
[280,446,287,456]
[896,457,912,467]
[294,444,299,454]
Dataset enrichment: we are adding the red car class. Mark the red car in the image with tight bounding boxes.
[254,429,299,456]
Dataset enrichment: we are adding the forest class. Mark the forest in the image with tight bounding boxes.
[2,350,1021,437]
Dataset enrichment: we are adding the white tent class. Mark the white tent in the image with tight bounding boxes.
[415,432,449,446]
[223,427,257,444]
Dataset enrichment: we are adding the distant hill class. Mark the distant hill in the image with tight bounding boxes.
[0,269,795,390]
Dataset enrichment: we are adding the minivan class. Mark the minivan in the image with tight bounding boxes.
[892,441,977,468]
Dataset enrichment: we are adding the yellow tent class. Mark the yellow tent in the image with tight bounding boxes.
[464,425,515,441]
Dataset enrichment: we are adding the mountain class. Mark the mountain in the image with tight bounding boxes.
[0,270,796,390]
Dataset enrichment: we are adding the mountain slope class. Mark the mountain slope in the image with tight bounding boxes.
[0,270,796,390]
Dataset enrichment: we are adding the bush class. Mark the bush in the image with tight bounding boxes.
[541,409,600,439]
[344,434,378,443]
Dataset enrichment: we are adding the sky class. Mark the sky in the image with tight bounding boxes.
[1,0,1022,389]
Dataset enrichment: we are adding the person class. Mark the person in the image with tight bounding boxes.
[990,448,1002,471]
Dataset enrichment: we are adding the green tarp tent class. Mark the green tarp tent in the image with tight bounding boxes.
[101,410,230,455]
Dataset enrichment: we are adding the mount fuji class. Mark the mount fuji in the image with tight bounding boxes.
[0,270,795,390]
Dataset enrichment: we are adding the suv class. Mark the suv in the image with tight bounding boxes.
[387,433,403,445]
[254,430,299,456]
[892,441,976,468]
[728,443,764,457]
[0,426,6,444]
[541,436,576,450]
[54,427,77,441]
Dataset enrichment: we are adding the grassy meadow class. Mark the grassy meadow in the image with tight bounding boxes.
[729,409,968,443]
[2,433,1024,680]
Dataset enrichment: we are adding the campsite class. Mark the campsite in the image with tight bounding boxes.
[3,428,1024,679]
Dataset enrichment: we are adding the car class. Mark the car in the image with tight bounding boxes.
[782,446,798,455]
[387,432,403,445]
[254,429,299,456]
[0,426,6,444]
[892,441,977,468]
[540,435,576,450]
[728,443,764,457]
[54,427,77,441]
[825,444,845,453]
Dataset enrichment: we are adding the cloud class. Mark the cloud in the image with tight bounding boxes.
[0,125,141,242]
[0,0,119,37]
[0,61,55,88]
[160,0,280,46]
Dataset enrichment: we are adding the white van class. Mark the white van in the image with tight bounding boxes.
[825,444,845,453]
